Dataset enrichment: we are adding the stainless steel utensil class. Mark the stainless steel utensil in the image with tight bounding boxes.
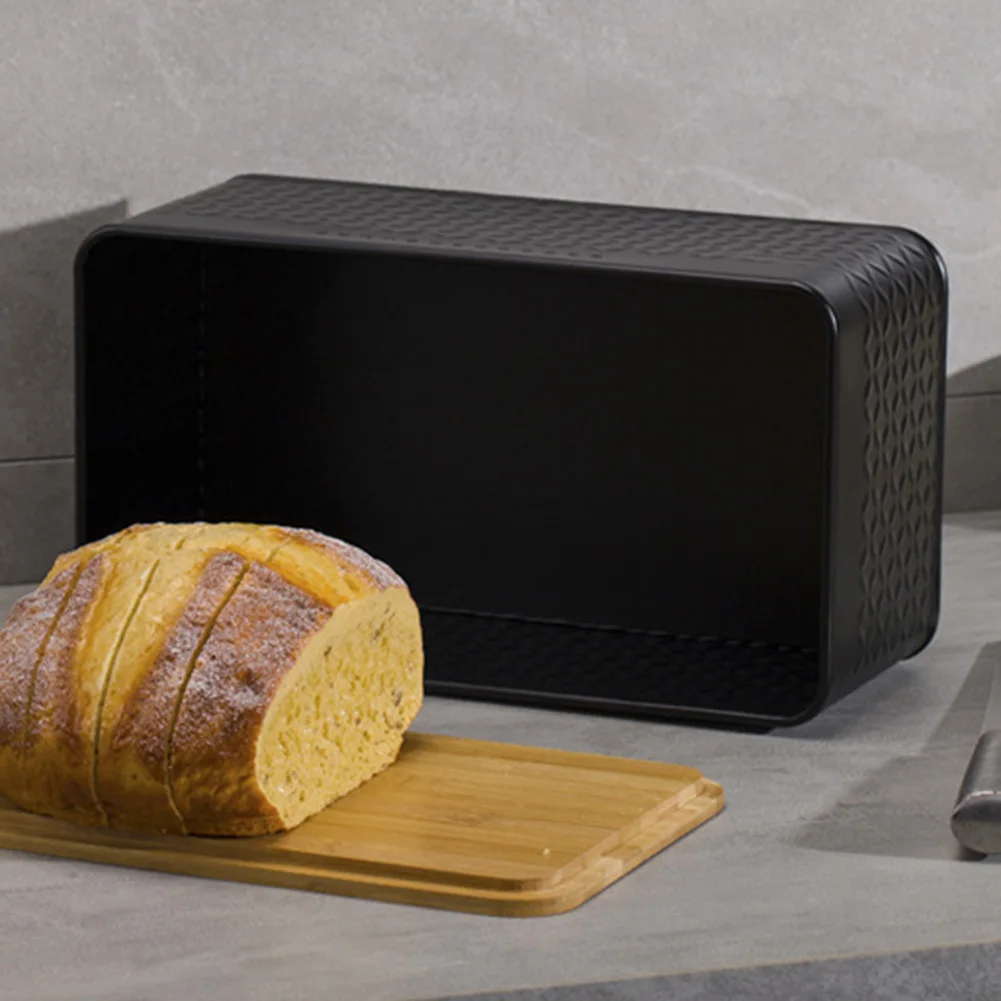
[952,653,1001,855]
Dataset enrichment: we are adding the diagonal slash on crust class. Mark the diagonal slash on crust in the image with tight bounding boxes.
[90,557,164,823]
[164,540,292,832]
[20,562,86,757]
[91,532,192,823]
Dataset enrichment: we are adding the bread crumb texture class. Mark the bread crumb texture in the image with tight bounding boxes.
[0,523,424,836]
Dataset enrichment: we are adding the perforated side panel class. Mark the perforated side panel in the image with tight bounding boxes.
[422,611,818,722]
[847,240,946,679]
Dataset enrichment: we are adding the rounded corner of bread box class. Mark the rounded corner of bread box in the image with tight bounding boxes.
[74,224,131,278]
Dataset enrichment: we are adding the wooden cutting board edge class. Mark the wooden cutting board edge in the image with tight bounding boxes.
[0,782,723,918]
[0,735,726,918]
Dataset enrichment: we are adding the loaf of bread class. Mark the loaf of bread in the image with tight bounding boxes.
[0,523,423,836]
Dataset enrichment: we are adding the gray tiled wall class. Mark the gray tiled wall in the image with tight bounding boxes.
[0,205,128,581]
[2,1,1000,583]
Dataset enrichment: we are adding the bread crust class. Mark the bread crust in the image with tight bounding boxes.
[276,527,404,592]
[94,524,289,833]
[19,556,107,823]
[0,564,81,805]
[0,522,423,835]
[102,551,248,833]
[171,561,332,835]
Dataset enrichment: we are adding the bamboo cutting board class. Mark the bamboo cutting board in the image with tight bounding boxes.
[0,733,723,917]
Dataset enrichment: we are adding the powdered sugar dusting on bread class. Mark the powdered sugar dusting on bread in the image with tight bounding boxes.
[112,551,247,767]
[278,527,406,591]
[0,565,80,749]
[79,522,408,594]
[11,555,109,822]
[25,555,106,757]
[0,521,416,833]
[107,549,249,833]
[170,560,331,832]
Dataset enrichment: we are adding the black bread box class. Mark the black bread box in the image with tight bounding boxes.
[75,174,948,727]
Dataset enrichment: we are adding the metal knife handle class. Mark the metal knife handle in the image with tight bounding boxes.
[951,730,1001,854]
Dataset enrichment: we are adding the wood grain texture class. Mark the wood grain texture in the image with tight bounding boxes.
[0,733,722,917]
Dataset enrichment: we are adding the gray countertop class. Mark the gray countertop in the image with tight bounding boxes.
[4,512,1001,1001]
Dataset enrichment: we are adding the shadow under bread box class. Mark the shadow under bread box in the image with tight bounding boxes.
[75,174,948,728]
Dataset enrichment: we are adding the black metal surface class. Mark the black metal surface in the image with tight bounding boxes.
[421,610,817,723]
[74,174,948,726]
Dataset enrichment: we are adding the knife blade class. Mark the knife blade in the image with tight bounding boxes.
[951,651,1001,855]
